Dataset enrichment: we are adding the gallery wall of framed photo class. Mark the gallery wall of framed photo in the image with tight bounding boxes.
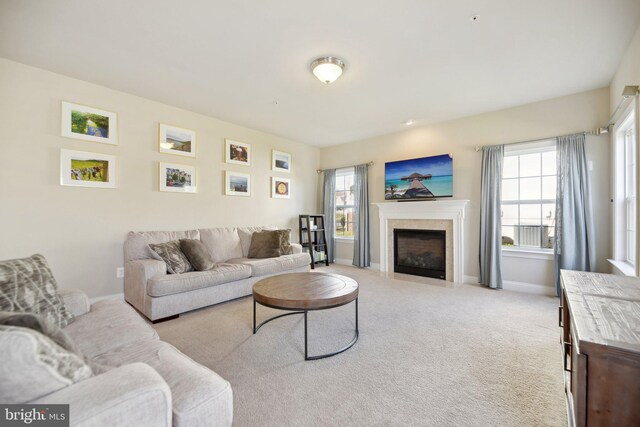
[57,101,296,199]
[56,95,298,212]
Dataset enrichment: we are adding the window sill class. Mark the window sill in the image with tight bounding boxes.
[335,237,354,242]
[607,259,636,277]
[502,247,554,260]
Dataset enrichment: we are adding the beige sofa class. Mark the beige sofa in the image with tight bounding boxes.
[124,226,310,321]
[13,289,233,427]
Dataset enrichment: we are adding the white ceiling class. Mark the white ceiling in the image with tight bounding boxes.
[1,0,639,147]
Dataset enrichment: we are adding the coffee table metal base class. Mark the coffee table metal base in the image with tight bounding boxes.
[253,298,359,361]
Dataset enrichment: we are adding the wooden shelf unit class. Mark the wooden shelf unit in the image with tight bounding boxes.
[299,214,330,269]
[559,270,640,426]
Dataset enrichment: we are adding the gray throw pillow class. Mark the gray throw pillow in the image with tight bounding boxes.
[180,239,216,271]
[248,231,283,258]
[277,229,293,255]
[149,241,194,274]
[0,325,94,403]
[0,254,74,328]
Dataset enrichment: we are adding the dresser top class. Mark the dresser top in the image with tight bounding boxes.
[561,270,640,354]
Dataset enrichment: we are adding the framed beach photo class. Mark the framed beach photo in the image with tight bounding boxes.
[159,162,196,193]
[159,124,196,157]
[61,101,117,145]
[272,150,291,173]
[225,171,251,197]
[271,177,290,199]
[60,149,117,188]
[225,139,251,166]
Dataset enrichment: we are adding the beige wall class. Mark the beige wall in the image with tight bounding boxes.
[319,88,611,289]
[610,24,640,114]
[0,58,320,298]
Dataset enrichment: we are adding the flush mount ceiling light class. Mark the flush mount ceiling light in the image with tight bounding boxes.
[311,56,345,84]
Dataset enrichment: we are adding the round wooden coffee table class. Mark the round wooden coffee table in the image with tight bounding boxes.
[253,272,359,360]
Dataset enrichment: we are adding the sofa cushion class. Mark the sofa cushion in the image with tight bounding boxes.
[63,299,159,359]
[147,263,251,297]
[124,230,200,262]
[0,254,74,328]
[93,340,233,427]
[200,228,243,263]
[180,239,216,271]
[150,241,194,274]
[227,253,310,277]
[248,230,283,258]
[0,325,93,403]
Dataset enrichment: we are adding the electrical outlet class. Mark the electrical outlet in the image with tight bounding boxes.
[116,267,124,278]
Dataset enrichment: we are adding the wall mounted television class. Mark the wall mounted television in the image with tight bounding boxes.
[385,154,453,200]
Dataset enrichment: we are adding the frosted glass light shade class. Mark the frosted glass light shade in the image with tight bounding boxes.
[311,57,345,84]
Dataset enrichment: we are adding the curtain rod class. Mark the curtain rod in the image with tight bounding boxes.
[473,130,605,152]
[316,161,374,174]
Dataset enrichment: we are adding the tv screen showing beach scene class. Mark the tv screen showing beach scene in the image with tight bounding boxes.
[385,154,453,200]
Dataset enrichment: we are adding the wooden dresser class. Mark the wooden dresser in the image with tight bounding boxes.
[559,270,640,426]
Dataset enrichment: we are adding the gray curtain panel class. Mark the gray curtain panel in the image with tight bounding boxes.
[322,169,337,263]
[554,134,595,295]
[353,164,371,267]
[479,145,504,289]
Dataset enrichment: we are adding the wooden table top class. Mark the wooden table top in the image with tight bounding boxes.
[253,272,359,310]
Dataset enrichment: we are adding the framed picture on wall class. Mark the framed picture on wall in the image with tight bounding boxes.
[272,150,291,173]
[225,139,251,166]
[159,162,196,193]
[61,101,118,145]
[60,149,117,188]
[159,124,196,157]
[225,171,251,197]
[271,177,290,199]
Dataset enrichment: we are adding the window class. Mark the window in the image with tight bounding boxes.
[614,108,637,268]
[335,167,355,238]
[501,140,556,250]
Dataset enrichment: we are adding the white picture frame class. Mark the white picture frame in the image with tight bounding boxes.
[225,139,251,166]
[225,171,251,197]
[272,150,291,173]
[61,101,118,145]
[60,149,117,189]
[159,162,196,193]
[159,124,196,157]
[271,177,291,199]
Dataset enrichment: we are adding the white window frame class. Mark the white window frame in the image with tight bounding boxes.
[612,104,638,275]
[334,167,355,240]
[501,139,557,254]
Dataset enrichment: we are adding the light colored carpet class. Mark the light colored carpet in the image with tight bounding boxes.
[154,265,567,426]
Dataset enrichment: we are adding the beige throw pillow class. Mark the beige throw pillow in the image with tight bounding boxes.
[248,231,283,258]
[0,325,94,403]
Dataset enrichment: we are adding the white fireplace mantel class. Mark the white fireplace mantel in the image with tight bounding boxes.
[373,200,469,283]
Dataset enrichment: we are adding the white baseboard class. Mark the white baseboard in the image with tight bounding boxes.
[463,275,554,295]
[334,258,381,270]
[89,292,124,304]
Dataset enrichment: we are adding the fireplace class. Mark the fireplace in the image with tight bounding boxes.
[393,229,446,279]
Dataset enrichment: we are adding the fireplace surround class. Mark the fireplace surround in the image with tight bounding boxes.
[374,200,469,283]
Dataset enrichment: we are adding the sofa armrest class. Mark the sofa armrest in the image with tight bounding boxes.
[58,289,90,317]
[124,259,166,317]
[30,363,172,427]
[290,243,302,254]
